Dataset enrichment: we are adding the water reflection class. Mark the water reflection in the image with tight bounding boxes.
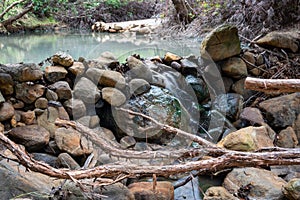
[0,32,200,64]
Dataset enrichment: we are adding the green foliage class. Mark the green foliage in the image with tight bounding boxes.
[104,0,124,9]
[31,0,68,16]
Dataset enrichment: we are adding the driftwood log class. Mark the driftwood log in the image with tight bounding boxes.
[245,77,300,94]
[0,112,300,186]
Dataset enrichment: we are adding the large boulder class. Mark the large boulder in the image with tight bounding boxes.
[200,24,241,61]
[15,83,45,104]
[126,56,153,82]
[224,167,287,200]
[259,93,300,128]
[44,65,68,83]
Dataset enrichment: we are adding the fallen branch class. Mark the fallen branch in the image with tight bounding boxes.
[2,3,33,27]
[244,77,300,94]
[0,0,26,20]
[1,123,300,181]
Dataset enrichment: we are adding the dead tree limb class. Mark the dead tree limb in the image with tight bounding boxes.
[244,77,300,94]
[2,3,33,27]
[1,124,300,181]
[0,0,26,20]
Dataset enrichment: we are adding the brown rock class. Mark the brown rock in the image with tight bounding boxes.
[128,181,174,200]
[15,83,45,104]
[68,61,85,76]
[259,93,300,128]
[200,24,241,61]
[221,57,248,79]
[1,63,43,82]
[55,127,93,156]
[102,87,126,106]
[44,66,68,82]
[20,110,36,125]
[34,97,48,109]
[217,126,275,151]
[231,78,255,100]
[242,51,256,69]
[51,52,74,67]
[0,73,14,95]
[276,126,298,148]
[164,52,181,63]
[0,102,14,121]
[48,81,72,100]
[86,68,126,89]
[120,136,136,149]
[204,186,238,200]
[239,107,264,125]
[224,167,287,200]
[256,31,299,53]
[45,89,58,101]
[8,125,50,151]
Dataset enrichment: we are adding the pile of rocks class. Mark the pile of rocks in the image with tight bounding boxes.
[0,24,299,199]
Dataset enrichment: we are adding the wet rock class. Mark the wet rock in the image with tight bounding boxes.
[48,81,72,100]
[217,126,275,151]
[45,89,58,101]
[221,57,248,79]
[164,52,181,63]
[0,73,14,95]
[212,93,243,121]
[200,24,241,61]
[259,93,300,128]
[276,126,298,148]
[73,77,100,104]
[37,106,69,137]
[232,78,255,100]
[109,86,192,146]
[15,83,45,104]
[31,153,58,167]
[127,56,153,82]
[282,178,300,200]
[224,167,287,200]
[185,75,209,103]
[63,99,86,119]
[0,160,60,200]
[57,153,80,169]
[293,114,300,143]
[69,61,85,76]
[120,136,136,149]
[86,68,126,89]
[1,63,43,82]
[44,66,68,82]
[128,181,174,200]
[55,127,93,156]
[204,186,238,200]
[102,87,126,106]
[51,51,74,67]
[34,97,48,109]
[8,125,50,151]
[0,102,14,122]
[0,91,4,104]
[20,110,36,125]
[129,78,151,95]
[256,31,299,53]
[239,107,265,125]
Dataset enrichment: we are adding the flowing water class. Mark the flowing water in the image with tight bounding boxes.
[0,32,201,64]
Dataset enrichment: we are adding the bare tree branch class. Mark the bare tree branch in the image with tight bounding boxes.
[0,0,26,20]
[2,2,33,27]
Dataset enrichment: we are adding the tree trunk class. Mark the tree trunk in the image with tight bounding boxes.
[171,0,191,24]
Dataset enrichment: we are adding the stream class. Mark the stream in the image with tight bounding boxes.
[0,32,201,64]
